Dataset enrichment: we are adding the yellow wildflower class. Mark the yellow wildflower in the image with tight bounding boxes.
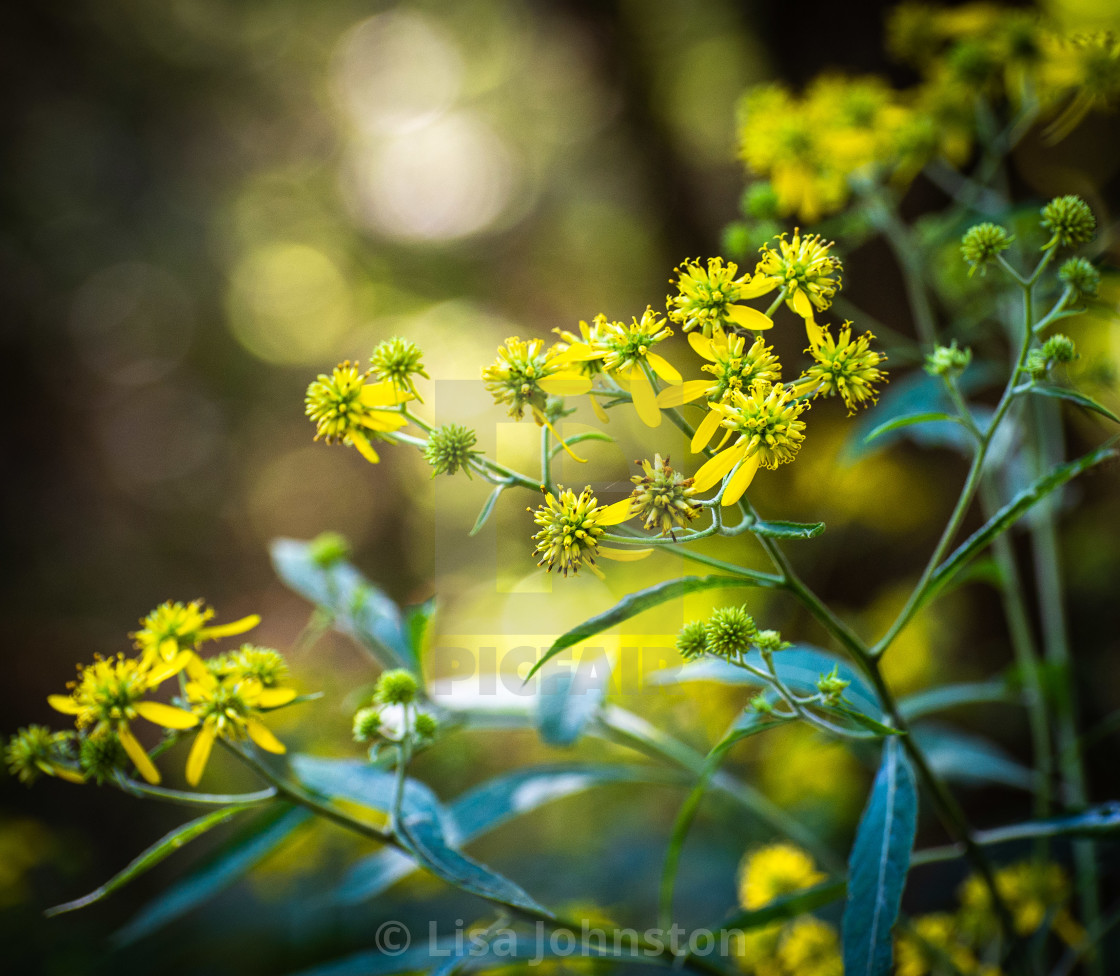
[48,654,198,784]
[132,599,260,667]
[691,382,810,506]
[657,326,782,409]
[777,918,842,976]
[737,843,826,910]
[795,325,887,413]
[305,362,410,464]
[959,861,1083,946]
[739,231,842,343]
[628,455,699,537]
[895,913,982,976]
[4,726,83,785]
[184,665,293,787]
[530,486,648,579]
[666,257,774,337]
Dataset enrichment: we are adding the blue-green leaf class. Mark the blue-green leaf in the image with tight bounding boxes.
[899,680,1016,720]
[843,738,917,976]
[403,597,436,667]
[291,755,448,823]
[864,411,957,445]
[974,801,1120,844]
[914,724,1037,792]
[537,657,610,747]
[719,878,847,931]
[526,574,782,680]
[113,805,311,944]
[818,703,904,737]
[270,538,415,671]
[470,485,504,537]
[1028,384,1120,424]
[749,519,826,540]
[46,803,257,917]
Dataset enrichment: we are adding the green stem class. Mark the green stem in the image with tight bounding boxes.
[540,424,552,492]
[868,193,939,349]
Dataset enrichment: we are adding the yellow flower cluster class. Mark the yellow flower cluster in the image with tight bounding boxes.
[737,4,1120,221]
[18,602,298,788]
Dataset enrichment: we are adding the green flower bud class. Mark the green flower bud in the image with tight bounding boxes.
[743,181,780,221]
[750,694,774,716]
[924,341,973,378]
[1042,334,1077,364]
[1058,257,1100,298]
[423,424,481,478]
[79,729,127,784]
[752,629,790,655]
[1041,195,1095,250]
[309,531,350,568]
[413,711,439,742]
[4,726,73,785]
[1025,349,1050,381]
[947,40,999,86]
[676,620,709,661]
[817,666,851,703]
[960,223,1013,276]
[352,706,382,743]
[375,669,420,706]
[370,337,428,397]
[706,606,757,660]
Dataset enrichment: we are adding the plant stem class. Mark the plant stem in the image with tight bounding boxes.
[867,193,939,349]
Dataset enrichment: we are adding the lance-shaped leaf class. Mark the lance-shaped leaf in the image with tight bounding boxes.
[900,680,1017,720]
[46,803,257,917]
[291,755,448,825]
[842,738,917,976]
[718,878,848,932]
[1027,384,1120,424]
[270,538,415,671]
[526,573,782,680]
[114,805,311,944]
[537,655,611,747]
[923,443,1116,609]
[470,484,504,537]
[915,724,1037,792]
[748,519,826,540]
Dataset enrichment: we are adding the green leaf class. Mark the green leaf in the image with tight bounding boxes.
[749,519,825,540]
[271,538,415,671]
[819,703,904,737]
[843,738,917,976]
[719,878,847,931]
[660,713,792,925]
[403,597,436,666]
[1028,384,1120,424]
[399,808,550,916]
[537,657,610,747]
[924,443,1117,608]
[914,724,1037,792]
[335,763,685,904]
[899,680,1016,721]
[46,804,256,917]
[864,412,957,445]
[291,755,448,823]
[551,430,615,456]
[469,485,505,537]
[976,802,1120,844]
[113,805,311,944]
[527,574,782,680]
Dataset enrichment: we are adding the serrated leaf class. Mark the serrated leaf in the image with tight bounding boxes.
[291,755,448,824]
[526,574,782,680]
[113,805,311,944]
[719,878,847,931]
[900,681,1015,720]
[1028,384,1120,424]
[843,738,917,976]
[270,539,414,671]
[749,519,826,540]
[537,656,610,747]
[46,804,256,917]
[653,646,880,717]
[915,724,1037,791]
[864,412,957,445]
[399,809,549,916]
[924,444,1116,608]
[336,763,684,904]
[469,485,505,537]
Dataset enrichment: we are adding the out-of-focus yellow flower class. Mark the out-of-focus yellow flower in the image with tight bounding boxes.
[48,654,198,784]
[657,327,782,409]
[530,485,648,579]
[132,599,260,666]
[777,917,842,976]
[738,843,826,910]
[740,232,842,343]
[184,664,294,787]
[305,362,411,464]
[666,257,774,337]
[4,726,82,785]
[691,382,810,506]
[795,325,888,414]
[959,861,1084,946]
[895,913,983,976]
[1037,30,1120,140]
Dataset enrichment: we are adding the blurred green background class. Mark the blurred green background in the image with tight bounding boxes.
[2,1,1119,973]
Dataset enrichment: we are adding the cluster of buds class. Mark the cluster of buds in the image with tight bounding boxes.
[1026,334,1078,380]
[676,605,790,665]
[352,669,438,756]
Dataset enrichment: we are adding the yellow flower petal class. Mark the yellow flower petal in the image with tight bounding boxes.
[257,687,298,708]
[599,547,654,562]
[185,653,211,684]
[693,440,748,492]
[186,724,216,787]
[147,650,193,686]
[805,319,825,349]
[539,374,593,396]
[351,431,381,464]
[590,395,610,425]
[360,412,408,432]
[54,767,87,785]
[246,719,286,755]
[629,368,661,428]
[791,289,814,320]
[721,453,761,506]
[134,701,200,730]
[533,409,587,463]
[738,276,776,299]
[48,694,80,715]
[360,381,408,406]
[201,615,260,641]
[727,305,774,331]
[690,408,724,453]
[688,331,716,361]
[657,380,710,408]
[646,352,682,385]
[596,499,635,526]
[119,725,161,784]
